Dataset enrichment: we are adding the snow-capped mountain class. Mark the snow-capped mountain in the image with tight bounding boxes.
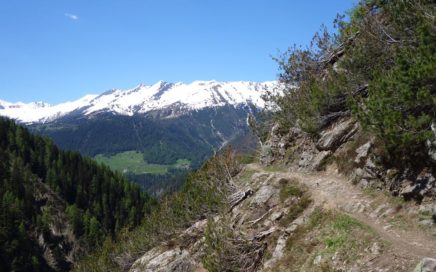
[0,80,276,124]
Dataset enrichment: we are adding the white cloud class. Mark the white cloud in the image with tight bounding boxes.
[64,13,79,21]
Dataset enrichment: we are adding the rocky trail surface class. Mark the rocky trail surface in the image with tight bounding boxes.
[246,163,436,270]
[129,163,436,272]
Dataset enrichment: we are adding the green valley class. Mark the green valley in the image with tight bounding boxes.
[94,150,190,175]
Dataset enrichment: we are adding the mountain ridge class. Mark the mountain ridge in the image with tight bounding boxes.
[0,80,277,124]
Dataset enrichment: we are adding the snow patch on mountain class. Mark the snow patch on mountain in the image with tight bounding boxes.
[0,95,98,123]
[0,80,277,123]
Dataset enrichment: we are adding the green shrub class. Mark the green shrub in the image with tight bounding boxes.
[268,0,435,163]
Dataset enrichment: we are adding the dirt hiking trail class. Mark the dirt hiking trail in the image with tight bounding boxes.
[246,163,436,262]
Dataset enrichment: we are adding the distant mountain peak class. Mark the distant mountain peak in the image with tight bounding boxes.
[0,80,277,124]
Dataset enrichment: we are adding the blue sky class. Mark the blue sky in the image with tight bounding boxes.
[0,1,357,104]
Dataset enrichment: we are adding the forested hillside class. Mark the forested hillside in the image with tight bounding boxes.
[31,105,257,196]
[0,117,155,271]
[32,105,255,166]
[265,0,435,166]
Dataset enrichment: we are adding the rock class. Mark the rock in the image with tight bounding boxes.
[260,123,291,165]
[130,247,194,272]
[313,255,322,265]
[285,224,298,234]
[370,242,381,255]
[364,157,377,171]
[278,139,290,157]
[383,225,393,231]
[288,127,303,136]
[182,219,207,238]
[351,163,378,185]
[351,168,364,179]
[270,210,284,221]
[414,257,436,272]
[386,168,399,179]
[260,144,274,165]
[370,204,386,218]
[358,178,369,188]
[401,172,436,200]
[298,151,314,168]
[250,185,277,206]
[354,142,372,164]
[263,234,288,268]
[311,151,332,171]
[316,118,357,151]
[400,181,419,199]
[416,172,436,197]
[271,123,280,135]
[271,234,287,259]
[254,227,276,240]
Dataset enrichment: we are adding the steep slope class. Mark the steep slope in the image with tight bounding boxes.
[128,163,435,271]
[77,150,435,271]
[0,118,155,271]
[246,164,436,269]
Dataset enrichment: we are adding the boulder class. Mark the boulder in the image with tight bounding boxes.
[354,142,372,164]
[250,185,277,207]
[414,257,436,272]
[311,151,332,171]
[298,151,314,168]
[351,162,379,186]
[316,118,357,151]
[260,144,275,165]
